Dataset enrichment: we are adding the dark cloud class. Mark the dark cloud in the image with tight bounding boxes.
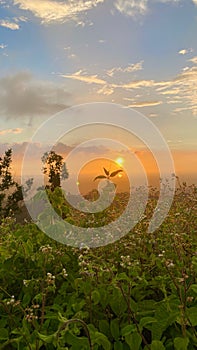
[0,71,70,120]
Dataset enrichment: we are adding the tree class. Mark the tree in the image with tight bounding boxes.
[0,149,33,219]
[42,151,69,191]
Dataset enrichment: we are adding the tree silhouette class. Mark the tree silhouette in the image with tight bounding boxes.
[0,148,33,219]
[42,151,69,191]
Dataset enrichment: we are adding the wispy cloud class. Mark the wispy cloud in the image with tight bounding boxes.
[178,48,193,55]
[0,19,20,30]
[127,100,163,108]
[61,53,197,115]
[13,0,105,24]
[0,44,7,49]
[61,70,159,98]
[97,85,115,96]
[156,56,197,115]
[98,39,106,43]
[10,0,197,24]
[61,70,106,85]
[0,128,23,135]
[149,113,158,118]
[114,0,148,17]
[14,15,28,23]
[63,46,77,60]
[106,61,143,77]
[159,88,181,95]
[122,79,155,89]
[114,0,197,18]
[189,56,197,64]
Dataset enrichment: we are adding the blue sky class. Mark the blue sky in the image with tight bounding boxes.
[0,0,197,163]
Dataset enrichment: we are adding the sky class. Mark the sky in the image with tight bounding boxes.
[0,0,197,192]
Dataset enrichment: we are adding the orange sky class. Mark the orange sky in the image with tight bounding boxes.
[11,147,197,194]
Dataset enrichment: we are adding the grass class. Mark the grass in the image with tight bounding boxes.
[0,182,197,349]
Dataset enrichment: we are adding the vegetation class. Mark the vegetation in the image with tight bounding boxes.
[0,149,197,349]
[0,149,34,222]
[94,167,123,182]
[42,151,69,192]
[0,149,34,223]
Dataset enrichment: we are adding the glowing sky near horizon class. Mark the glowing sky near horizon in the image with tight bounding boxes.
[0,0,197,186]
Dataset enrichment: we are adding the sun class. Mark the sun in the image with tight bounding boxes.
[115,157,124,167]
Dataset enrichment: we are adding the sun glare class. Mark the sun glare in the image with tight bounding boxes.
[115,157,124,167]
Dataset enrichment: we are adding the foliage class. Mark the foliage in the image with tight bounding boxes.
[0,149,29,221]
[0,183,197,349]
[94,167,123,182]
[42,151,69,191]
[0,149,33,222]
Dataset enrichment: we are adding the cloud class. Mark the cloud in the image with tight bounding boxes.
[98,39,106,43]
[0,128,23,135]
[159,88,181,95]
[10,0,197,24]
[179,49,187,55]
[14,15,28,22]
[61,70,106,85]
[61,67,154,95]
[13,0,105,24]
[189,56,197,65]
[97,85,115,95]
[0,44,7,49]
[122,79,155,89]
[127,100,163,108]
[178,48,193,55]
[0,71,70,120]
[149,113,158,118]
[63,46,77,60]
[106,61,143,77]
[0,19,20,30]
[114,0,148,17]
[155,63,197,115]
[114,0,184,18]
[61,52,197,115]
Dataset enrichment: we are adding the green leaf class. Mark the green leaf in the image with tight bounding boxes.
[125,331,141,350]
[190,284,197,294]
[114,341,123,350]
[58,312,68,323]
[64,330,89,348]
[110,319,120,340]
[192,256,197,272]
[37,332,56,344]
[99,320,110,338]
[121,324,135,336]
[187,307,197,326]
[92,290,100,305]
[109,288,127,316]
[139,317,157,329]
[116,272,130,282]
[0,328,8,340]
[22,292,32,307]
[174,337,189,350]
[94,331,111,350]
[151,340,165,350]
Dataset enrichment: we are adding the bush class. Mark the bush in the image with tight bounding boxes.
[0,183,197,349]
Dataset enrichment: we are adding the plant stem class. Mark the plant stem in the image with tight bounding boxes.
[56,318,93,350]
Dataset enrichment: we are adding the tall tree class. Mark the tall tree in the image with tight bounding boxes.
[0,149,25,218]
[42,151,69,191]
